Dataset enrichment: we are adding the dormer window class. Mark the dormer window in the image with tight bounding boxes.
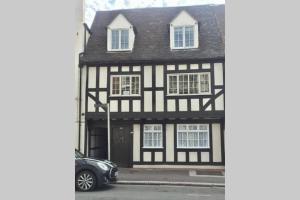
[111,29,129,50]
[107,14,135,52]
[174,26,194,48]
[170,10,199,50]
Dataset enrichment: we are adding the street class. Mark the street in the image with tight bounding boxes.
[75,184,225,200]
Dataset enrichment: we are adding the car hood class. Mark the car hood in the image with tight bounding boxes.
[81,158,117,168]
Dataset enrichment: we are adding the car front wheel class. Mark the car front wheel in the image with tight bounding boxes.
[76,170,96,191]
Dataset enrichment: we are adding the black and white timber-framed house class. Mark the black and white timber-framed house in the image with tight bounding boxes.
[78,5,225,168]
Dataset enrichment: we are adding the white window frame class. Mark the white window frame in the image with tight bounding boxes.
[173,25,196,49]
[110,75,141,97]
[176,124,210,149]
[167,72,211,96]
[143,124,163,148]
[110,28,130,51]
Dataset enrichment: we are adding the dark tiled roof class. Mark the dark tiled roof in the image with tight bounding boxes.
[81,4,225,65]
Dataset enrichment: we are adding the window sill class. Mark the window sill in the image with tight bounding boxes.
[176,147,210,149]
[166,93,211,96]
[142,147,164,149]
[110,95,141,97]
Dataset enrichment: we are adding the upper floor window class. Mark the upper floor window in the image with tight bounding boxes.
[111,29,129,50]
[174,26,194,48]
[167,72,211,95]
[111,75,140,96]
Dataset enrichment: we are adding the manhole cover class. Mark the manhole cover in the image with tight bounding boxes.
[196,170,223,176]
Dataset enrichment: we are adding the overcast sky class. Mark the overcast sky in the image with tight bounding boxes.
[85,0,225,27]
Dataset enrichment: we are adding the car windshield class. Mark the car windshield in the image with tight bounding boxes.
[75,150,85,158]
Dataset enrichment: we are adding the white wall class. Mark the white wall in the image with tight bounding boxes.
[133,124,140,162]
[166,124,174,162]
[144,65,152,88]
[144,91,152,112]
[155,91,164,112]
[214,63,224,86]
[212,123,222,162]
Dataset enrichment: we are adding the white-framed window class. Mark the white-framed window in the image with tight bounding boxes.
[177,124,209,148]
[111,29,129,50]
[174,26,195,48]
[143,124,163,148]
[110,75,140,96]
[167,72,211,95]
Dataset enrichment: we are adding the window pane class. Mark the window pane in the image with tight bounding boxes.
[121,76,130,95]
[185,26,194,47]
[112,77,120,95]
[112,30,119,49]
[121,29,129,49]
[179,74,189,94]
[169,75,177,94]
[174,27,183,47]
[200,74,210,93]
[131,76,139,95]
[189,74,199,94]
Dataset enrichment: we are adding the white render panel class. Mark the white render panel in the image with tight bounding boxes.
[215,94,224,111]
[110,66,118,72]
[88,67,96,88]
[201,152,210,162]
[132,66,141,72]
[190,64,199,70]
[202,63,211,69]
[178,64,187,70]
[144,91,152,112]
[154,152,163,162]
[212,123,222,162]
[190,99,200,111]
[179,99,188,111]
[177,152,186,162]
[155,91,164,112]
[167,99,176,112]
[99,67,107,88]
[109,100,118,112]
[121,100,129,112]
[132,100,141,112]
[99,92,107,112]
[121,66,130,72]
[133,124,140,162]
[215,89,222,94]
[189,152,198,162]
[203,98,210,106]
[166,124,174,162]
[144,65,152,88]
[143,152,152,162]
[214,63,224,86]
[205,104,212,111]
[155,65,164,87]
[167,65,175,71]
[88,96,95,112]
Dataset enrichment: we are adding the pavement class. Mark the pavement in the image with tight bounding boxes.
[115,168,225,187]
[75,184,225,200]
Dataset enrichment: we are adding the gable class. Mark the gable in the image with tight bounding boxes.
[108,14,132,29]
[170,10,197,26]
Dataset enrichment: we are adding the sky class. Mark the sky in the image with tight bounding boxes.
[85,0,225,27]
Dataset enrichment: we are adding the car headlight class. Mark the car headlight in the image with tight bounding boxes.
[97,162,109,171]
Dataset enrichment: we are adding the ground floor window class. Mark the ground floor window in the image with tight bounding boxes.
[143,124,163,148]
[177,124,209,148]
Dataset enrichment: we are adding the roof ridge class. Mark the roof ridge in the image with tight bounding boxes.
[95,4,224,13]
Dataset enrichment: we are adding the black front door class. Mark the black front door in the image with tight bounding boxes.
[111,126,132,167]
[89,127,108,160]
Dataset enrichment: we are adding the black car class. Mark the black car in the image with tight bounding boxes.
[75,149,118,191]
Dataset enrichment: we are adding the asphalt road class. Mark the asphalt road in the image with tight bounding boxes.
[75,184,225,200]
